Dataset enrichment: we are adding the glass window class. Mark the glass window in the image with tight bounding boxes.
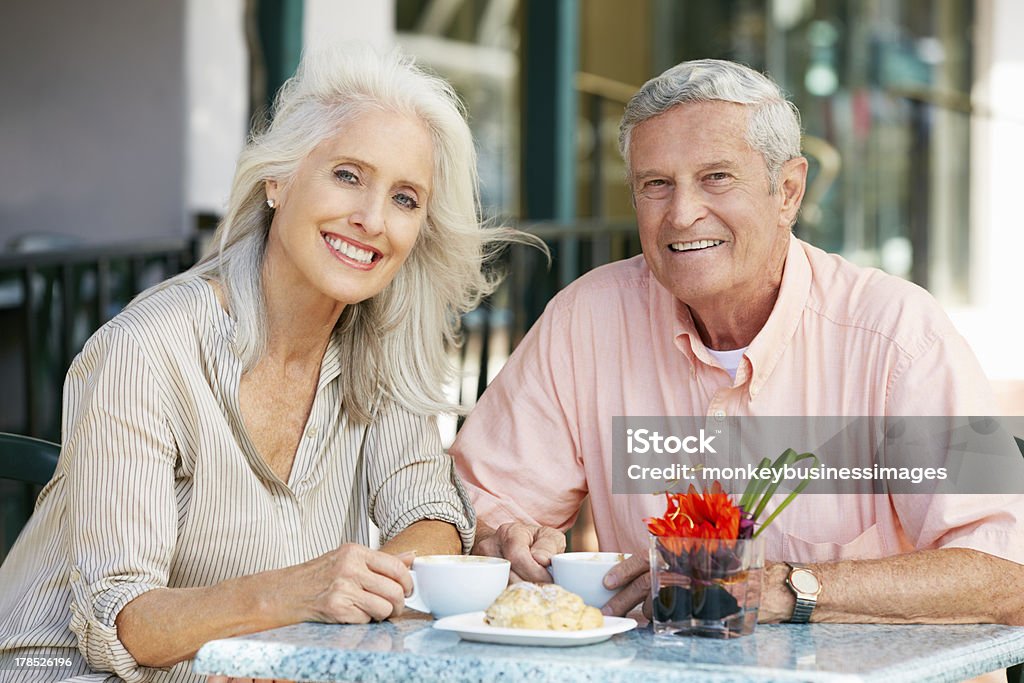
[647,0,974,302]
[396,0,521,217]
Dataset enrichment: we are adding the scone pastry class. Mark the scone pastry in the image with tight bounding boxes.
[485,583,603,631]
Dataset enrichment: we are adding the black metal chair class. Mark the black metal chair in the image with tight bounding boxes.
[0,432,60,562]
[0,432,60,486]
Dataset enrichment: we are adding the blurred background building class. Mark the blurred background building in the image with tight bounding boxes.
[2,0,1023,550]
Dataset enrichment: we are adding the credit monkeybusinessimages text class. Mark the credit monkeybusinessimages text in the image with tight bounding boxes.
[624,428,948,484]
[613,416,1024,495]
[626,462,948,485]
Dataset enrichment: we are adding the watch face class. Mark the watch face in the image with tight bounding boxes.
[791,569,820,593]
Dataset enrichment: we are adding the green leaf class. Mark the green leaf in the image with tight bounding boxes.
[750,449,798,522]
[738,457,773,511]
[751,451,821,538]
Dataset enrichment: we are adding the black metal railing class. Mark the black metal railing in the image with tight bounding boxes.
[0,238,198,442]
[452,219,640,414]
[0,223,642,435]
[0,236,198,560]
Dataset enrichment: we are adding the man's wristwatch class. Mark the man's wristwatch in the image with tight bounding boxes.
[784,562,821,623]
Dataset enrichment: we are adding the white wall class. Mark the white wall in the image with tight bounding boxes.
[954,0,1024,385]
[0,0,188,247]
[304,0,395,53]
[186,0,248,217]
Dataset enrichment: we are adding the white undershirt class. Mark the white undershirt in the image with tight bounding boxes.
[706,346,749,380]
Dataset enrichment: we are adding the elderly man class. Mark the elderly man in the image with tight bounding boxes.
[451,59,1024,625]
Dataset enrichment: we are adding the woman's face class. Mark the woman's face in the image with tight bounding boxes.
[264,109,433,312]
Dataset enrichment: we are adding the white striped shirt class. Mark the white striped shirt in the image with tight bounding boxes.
[0,276,475,682]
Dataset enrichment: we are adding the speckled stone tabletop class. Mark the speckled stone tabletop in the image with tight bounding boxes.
[193,610,1024,682]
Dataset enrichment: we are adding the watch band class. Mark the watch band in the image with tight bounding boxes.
[785,562,820,624]
[791,594,816,623]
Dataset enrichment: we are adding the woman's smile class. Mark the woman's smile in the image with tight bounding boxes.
[322,231,382,270]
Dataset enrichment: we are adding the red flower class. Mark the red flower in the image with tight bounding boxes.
[644,482,742,554]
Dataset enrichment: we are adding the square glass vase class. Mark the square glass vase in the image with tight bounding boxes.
[649,534,764,638]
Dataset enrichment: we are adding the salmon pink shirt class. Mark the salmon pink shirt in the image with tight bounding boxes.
[452,236,1024,565]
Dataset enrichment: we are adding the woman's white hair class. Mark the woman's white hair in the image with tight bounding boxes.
[149,47,529,423]
[618,59,802,193]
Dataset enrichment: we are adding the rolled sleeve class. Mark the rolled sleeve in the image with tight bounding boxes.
[365,402,476,553]
[67,576,162,683]
[62,325,178,681]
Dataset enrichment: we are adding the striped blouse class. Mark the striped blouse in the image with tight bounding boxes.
[0,276,475,683]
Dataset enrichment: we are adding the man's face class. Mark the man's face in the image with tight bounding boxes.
[629,101,805,314]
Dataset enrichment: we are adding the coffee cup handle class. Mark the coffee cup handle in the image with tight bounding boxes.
[404,569,429,613]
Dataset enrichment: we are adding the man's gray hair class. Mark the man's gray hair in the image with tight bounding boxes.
[618,59,802,193]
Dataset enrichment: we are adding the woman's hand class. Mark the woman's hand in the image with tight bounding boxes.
[292,543,415,624]
[118,543,413,668]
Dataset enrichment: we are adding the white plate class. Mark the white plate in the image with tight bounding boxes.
[432,611,637,647]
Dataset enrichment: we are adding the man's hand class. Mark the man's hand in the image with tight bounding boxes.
[760,549,1024,625]
[759,561,796,623]
[599,553,650,617]
[473,522,566,582]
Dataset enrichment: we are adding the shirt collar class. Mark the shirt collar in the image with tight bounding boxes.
[744,235,810,395]
[318,328,344,390]
[660,234,811,398]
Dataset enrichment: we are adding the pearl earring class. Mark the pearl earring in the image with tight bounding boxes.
[266,198,276,209]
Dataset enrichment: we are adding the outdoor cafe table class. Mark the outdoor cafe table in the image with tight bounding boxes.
[193,611,1024,682]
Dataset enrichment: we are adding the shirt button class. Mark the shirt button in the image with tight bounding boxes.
[713,409,726,421]
[305,425,319,438]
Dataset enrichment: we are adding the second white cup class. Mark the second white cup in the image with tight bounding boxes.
[550,551,631,608]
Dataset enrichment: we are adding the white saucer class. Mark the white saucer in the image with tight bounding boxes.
[432,612,637,647]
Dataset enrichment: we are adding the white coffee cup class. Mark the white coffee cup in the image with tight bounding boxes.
[404,555,510,618]
[550,551,631,608]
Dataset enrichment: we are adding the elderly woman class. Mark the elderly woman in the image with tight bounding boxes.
[0,48,516,682]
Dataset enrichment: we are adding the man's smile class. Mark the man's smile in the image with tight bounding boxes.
[668,239,725,252]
